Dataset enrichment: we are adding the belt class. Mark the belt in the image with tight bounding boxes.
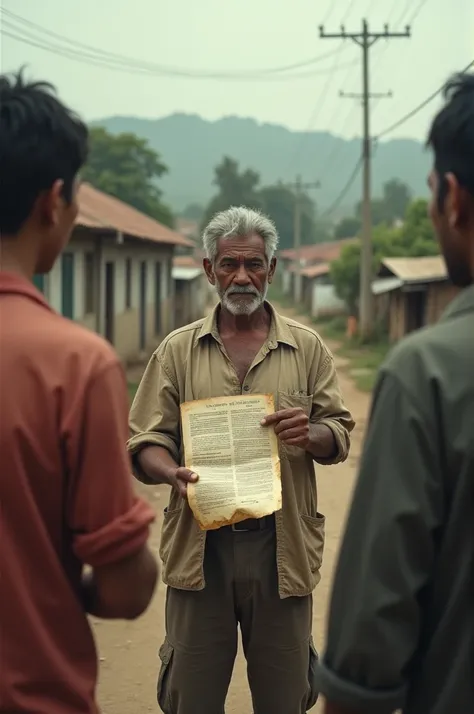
[223,515,275,532]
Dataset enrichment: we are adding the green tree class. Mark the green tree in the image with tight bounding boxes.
[201,156,263,229]
[83,127,175,227]
[383,178,412,223]
[355,197,389,226]
[259,183,318,251]
[331,198,438,314]
[334,216,361,239]
[354,179,413,228]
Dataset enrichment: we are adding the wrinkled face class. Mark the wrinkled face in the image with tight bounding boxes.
[428,169,472,287]
[36,177,80,273]
[204,233,276,316]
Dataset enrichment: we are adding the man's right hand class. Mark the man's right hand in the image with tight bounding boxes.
[168,466,199,498]
[137,446,198,497]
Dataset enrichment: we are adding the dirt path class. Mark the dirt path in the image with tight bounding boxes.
[93,305,371,714]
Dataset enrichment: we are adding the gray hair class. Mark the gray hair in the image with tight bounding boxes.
[202,206,279,263]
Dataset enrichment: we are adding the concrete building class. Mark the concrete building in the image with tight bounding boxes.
[372,256,460,342]
[33,183,193,362]
[172,255,211,328]
[298,262,346,319]
[278,238,356,303]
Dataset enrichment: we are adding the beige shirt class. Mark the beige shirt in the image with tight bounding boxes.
[128,302,355,598]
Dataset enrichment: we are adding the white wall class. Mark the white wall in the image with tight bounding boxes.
[46,238,173,335]
[311,283,345,318]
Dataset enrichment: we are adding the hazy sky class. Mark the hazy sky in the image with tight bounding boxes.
[1,0,472,142]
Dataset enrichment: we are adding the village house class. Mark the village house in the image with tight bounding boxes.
[278,238,356,305]
[33,182,193,363]
[172,254,212,328]
[299,262,346,319]
[372,255,460,342]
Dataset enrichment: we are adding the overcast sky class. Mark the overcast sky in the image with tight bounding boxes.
[1,0,472,142]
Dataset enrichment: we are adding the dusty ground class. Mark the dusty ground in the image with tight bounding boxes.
[93,306,371,714]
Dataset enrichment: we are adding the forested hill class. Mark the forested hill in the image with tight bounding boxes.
[94,112,429,213]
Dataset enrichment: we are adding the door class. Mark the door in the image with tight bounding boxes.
[139,261,147,351]
[104,261,115,345]
[61,252,75,319]
[154,261,162,335]
[406,290,426,333]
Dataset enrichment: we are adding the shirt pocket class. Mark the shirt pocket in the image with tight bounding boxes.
[277,390,313,461]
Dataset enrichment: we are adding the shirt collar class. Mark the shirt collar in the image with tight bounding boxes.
[196,301,298,350]
[439,283,474,323]
[0,271,52,311]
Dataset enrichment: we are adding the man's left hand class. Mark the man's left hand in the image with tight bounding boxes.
[261,408,310,448]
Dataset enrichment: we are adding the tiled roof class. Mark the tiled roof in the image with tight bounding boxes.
[173,255,202,268]
[76,183,193,247]
[279,238,357,263]
[299,262,330,278]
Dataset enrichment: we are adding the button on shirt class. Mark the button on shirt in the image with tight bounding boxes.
[128,302,355,598]
[316,284,474,714]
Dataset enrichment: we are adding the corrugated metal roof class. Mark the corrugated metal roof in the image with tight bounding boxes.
[300,262,330,278]
[279,238,357,264]
[76,183,193,247]
[379,256,447,282]
[372,276,403,295]
[172,266,202,281]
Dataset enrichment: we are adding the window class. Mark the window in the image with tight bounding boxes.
[125,257,133,309]
[84,252,95,315]
[33,274,45,293]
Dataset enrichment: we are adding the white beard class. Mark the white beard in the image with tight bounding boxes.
[219,283,267,316]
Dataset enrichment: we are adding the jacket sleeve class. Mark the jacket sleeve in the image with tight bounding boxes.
[315,364,443,713]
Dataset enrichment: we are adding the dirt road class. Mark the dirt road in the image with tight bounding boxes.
[93,307,371,714]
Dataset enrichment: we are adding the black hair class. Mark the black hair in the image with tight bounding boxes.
[0,68,89,236]
[427,72,474,210]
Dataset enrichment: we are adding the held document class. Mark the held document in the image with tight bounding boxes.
[181,394,281,530]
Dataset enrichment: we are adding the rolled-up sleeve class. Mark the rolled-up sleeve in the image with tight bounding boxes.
[128,347,181,482]
[316,364,443,713]
[310,350,355,464]
[68,361,155,568]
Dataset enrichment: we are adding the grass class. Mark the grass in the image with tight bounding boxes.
[315,316,390,392]
[128,382,138,403]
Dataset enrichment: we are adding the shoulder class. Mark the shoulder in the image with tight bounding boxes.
[274,309,333,361]
[35,310,121,381]
[154,317,206,355]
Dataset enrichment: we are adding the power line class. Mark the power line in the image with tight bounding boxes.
[1,26,360,82]
[0,7,352,79]
[375,59,474,139]
[286,42,350,171]
[406,0,430,25]
[320,19,410,338]
[320,156,363,218]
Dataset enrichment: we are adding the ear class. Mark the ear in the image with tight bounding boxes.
[39,179,64,227]
[445,172,462,228]
[445,172,471,229]
[203,257,215,285]
[267,257,277,284]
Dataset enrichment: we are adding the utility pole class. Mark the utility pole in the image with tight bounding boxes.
[286,175,320,303]
[320,20,410,338]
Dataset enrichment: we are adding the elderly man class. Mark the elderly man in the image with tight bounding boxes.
[129,206,354,714]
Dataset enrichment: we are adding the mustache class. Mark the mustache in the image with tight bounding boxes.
[226,286,259,296]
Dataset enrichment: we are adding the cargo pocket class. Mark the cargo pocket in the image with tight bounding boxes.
[157,638,174,714]
[159,507,182,565]
[306,637,320,710]
[300,512,326,575]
